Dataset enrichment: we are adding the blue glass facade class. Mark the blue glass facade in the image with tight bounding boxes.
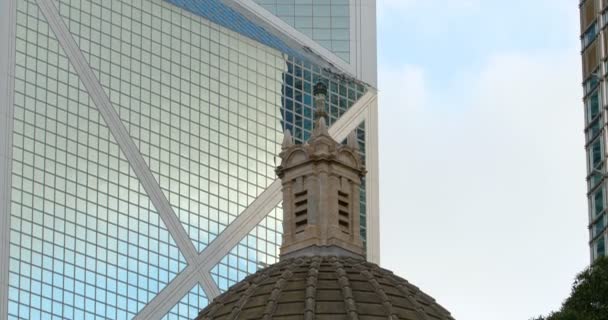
[253,0,351,62]
[580,0,607,262]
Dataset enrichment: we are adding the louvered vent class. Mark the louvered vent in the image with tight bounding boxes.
[294,190,308,233]
[338,190,350,234]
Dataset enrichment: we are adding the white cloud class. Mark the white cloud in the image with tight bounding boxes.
[378,50,587,320]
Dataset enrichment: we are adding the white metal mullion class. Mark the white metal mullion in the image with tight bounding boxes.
[0,0,17,319]
[35,0,198,263]
[364,95,380,264]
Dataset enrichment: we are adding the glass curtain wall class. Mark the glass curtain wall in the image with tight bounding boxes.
[253,0,351,62]
[7,0,369,318]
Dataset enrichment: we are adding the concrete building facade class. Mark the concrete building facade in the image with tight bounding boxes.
[580,0,608,261]
[0,0,378,319]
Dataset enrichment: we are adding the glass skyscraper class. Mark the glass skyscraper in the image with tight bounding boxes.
[0,0,378,319]
[580,0,607,261]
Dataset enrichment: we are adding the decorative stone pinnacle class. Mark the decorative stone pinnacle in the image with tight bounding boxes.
[347,131,359,151]
[313,117,329,137]
[276,121,366,259]
[313,82,328,96]
[313,82,328,125]
[282,129,293,149]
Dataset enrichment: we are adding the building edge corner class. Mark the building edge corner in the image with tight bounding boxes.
[0,0,17,319]
[354,0,377,87]
[365,93,380,264]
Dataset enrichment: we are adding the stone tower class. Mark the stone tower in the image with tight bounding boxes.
[195,83,455,320]
[276,82,366,259]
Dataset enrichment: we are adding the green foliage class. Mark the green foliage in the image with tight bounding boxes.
[533,257,608,320]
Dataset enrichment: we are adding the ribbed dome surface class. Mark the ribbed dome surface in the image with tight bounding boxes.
[196,256,454,320]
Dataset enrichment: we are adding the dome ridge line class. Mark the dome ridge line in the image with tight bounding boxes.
[228,269,272,320]
[384,269,454,320]
[304,257,321,320]
[351,261,400,320]
[332,257,360,320]
[364,264,430,320]
[376,266,446,320]
[261,258,303,320]
[368,262,454,320]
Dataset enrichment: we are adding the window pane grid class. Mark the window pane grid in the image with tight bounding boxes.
[9,1,186,319]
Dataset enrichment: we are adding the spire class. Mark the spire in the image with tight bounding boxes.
[312,82,330,138]
[276,86,366,259]
[313,82,328,126]
[347,131,359,151]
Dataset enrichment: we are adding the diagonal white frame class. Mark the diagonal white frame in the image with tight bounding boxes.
[0,0,380,319]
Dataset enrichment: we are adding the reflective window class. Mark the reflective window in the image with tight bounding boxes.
[584,75,600,95]
[587,118,601,142]
[590,137,603,169]
[162,285,208,320]
[596,236,606,258]
[590,163,604,189]
[582,22,598,49]
[594,187,605,217]
[211,206,283,292]
[593,215,605,238]
[586,90,600,123]
[253,0,351,62]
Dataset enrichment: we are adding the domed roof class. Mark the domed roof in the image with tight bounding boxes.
[196,256,454,320]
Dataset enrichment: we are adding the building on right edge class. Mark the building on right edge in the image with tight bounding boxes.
[580,0,607,261]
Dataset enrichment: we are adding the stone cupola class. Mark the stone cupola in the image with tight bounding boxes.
[275,82,366,259]
[195,85,456,320]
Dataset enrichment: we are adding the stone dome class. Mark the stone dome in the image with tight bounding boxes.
[196,256,454,320]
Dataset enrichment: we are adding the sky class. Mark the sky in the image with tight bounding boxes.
[376,1,589,319]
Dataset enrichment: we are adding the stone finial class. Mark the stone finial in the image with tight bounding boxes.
[313,117,329,137]
[347,131,359,151]
[276,125,366,260]
[313,82,328,125]
[313,81,328,97]
[282,130,293,149]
